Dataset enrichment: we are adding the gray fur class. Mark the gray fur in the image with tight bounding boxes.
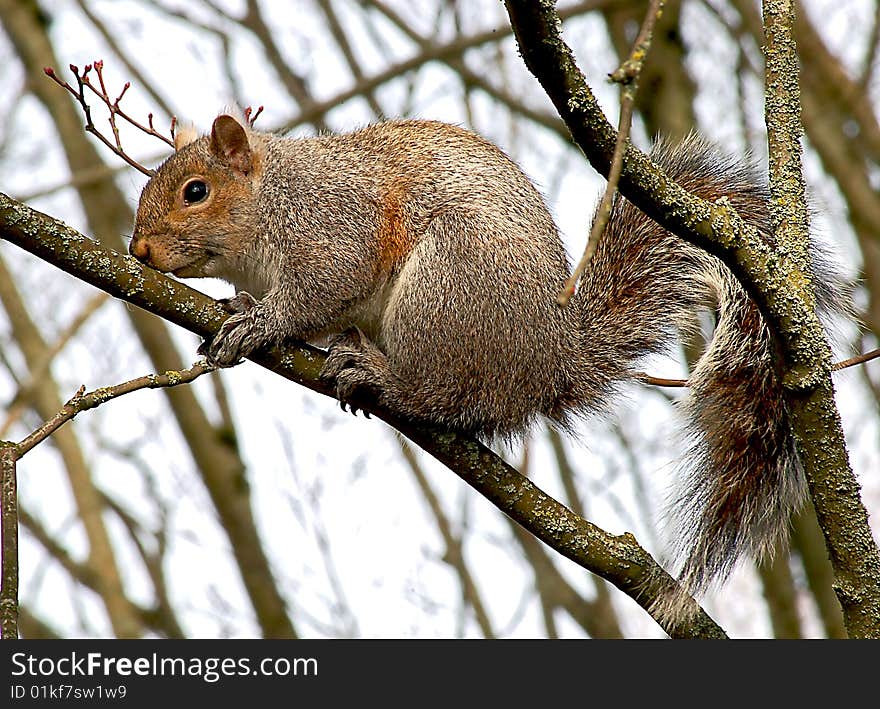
[131,118,846,607]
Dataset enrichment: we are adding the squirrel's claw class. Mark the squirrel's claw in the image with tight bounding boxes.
[202,294,265,367]
[321,327,387,418]
[198,335,244,368]
[340,399,361,417]
[340,402,370,418]
[218,290,258,315]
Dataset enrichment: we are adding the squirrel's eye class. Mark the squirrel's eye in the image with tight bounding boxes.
[182,180,209,205]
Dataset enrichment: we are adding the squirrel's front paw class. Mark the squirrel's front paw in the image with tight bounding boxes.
[199,292,264,367]
[217,290,259,315]
[320,327,392,416]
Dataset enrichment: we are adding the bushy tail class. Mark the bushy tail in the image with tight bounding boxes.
[672,260,805,593]
[572,134,844,602]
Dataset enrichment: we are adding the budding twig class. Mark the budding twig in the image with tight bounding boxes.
[44,61,176,177]
[45,62,268,175]
[244,105,264,127]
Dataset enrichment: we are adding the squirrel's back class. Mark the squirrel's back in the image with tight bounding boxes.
[259,119,568,266]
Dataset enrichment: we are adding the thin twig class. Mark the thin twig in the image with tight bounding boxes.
[15,361,215,458]
[558,0,666,306]
[636,373,689,387]
[831,347,880,372]
[1,444,18,639]
[637,346,880,388]
[0,361,215,639]
[17,505,171,636]
[317,0,386,119]
[43,62,176,177]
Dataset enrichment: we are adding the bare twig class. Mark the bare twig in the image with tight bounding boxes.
[636,345,880,388]
[0,361,215,640]
[558,0,665,305]
[1,444,18,639]
[831,347,880,372]
[17,506,172,636]
[365,0,568,139]
[16,361,215,457]
[635,373,689,388]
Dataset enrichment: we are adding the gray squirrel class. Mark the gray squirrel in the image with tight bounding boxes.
[129,114,844,602]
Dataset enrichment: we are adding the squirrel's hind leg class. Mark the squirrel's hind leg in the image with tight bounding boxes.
[329,207,570,438]
[320,326,401,417]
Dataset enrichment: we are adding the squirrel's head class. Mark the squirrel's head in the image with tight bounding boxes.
[130,114,263,280]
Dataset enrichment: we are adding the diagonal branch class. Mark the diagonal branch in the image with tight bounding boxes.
[0,192,726,639]
[502,0,880,637]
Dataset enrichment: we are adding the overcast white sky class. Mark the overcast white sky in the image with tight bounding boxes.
[1,0,878,638]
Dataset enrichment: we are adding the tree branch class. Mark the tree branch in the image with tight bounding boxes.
[0,193,726,638]
[761,0,880,638]
[502,0,880,637]
[14,362,215,458]
[0,444,18,639]
[559,0,665,305]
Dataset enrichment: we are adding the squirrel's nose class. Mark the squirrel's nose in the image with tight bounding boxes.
[129,233,150,262]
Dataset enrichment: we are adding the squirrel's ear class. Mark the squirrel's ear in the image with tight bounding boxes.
[173,123,198,151]
[210,114,253,175]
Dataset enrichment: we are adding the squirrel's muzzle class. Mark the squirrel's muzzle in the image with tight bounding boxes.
[129,233,151,262]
